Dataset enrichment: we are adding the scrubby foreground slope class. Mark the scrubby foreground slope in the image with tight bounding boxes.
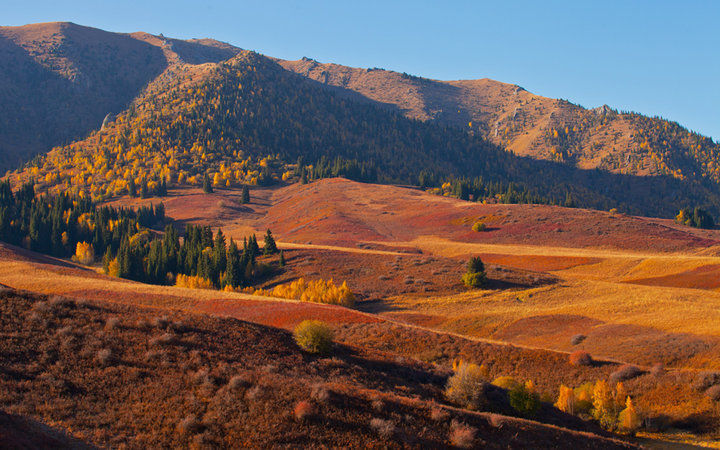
[0,288,635,448]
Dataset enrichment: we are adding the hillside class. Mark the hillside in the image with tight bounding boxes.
[0,22,240,172]
[10,42,720,218]
[281,57,720,185]
[0,287,637,448]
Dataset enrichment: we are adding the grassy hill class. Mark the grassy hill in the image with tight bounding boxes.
[0,286,636,448]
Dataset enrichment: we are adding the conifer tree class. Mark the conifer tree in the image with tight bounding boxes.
[263,229,278,254]
[279,250,286,267]
[203,173,213,193]
[241,185,250,204]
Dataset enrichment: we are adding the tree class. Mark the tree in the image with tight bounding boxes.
[128,177,137,197]
[74,241,95,265]
[263,229,278,254]
[203,173,213,193]
[462,256,486,288]
[279,250,286,267]
[618,397,640,433]
[241,185,250,204]
[555,385,575,415]
[223,239,242,288]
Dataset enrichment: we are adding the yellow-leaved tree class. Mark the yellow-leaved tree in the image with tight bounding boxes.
[74,242,95,265]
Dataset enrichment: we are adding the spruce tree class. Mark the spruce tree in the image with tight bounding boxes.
[279,250,286,267]
[263,229,277,254]
[203,173,213,193]
[241,185,250,204]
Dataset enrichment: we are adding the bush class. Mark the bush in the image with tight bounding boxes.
[509,384,540,417]
[449,420,476,448]
[294,400,314,421]
[462,271,486,288]
[369,418,394,439]
[570,334,586,345]
[568,350,593,366]
[445,361,489,410]
[491,376,520,391]
[294,320,334,354]
[471,221,486,232]
[609,365,644,384]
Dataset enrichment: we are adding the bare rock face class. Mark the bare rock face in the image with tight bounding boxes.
[101,113,113,131]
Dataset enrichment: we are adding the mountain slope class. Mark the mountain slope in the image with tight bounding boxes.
[280,57,720,185]
[16,48,720,217]
[0,22,241,172]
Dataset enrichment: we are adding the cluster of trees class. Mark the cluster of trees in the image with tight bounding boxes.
[556,381,640,433]
[0,180,279,289]
[253,277,354,307]
[106,225,278,288]
[675,207,715,229]
[0,180,163,258]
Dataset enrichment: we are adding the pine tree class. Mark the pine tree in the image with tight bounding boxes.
[212,229,227,283]
[263,229,278,254]
[203,173,213,193]
[223,239,242,288]
[241,185,250,204]
[128,177,137,197]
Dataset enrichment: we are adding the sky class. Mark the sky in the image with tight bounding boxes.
[4,0,719,141]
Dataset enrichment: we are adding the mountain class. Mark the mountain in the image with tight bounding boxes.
[280,57,720,184]
[0,22,240,172]
[3,23,720,218]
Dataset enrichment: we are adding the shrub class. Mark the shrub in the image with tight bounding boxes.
[294,320,333,354]
[508,384,540,417]
[650,363,665,377]
[430,405,450,422]
[568,350,593,366]
[609,365,644,384]
[570,334,586,345]
[445,361,489,410]
[491,376,520,391]
[369,418,394,439]
[471,221,486,232]
[96,349,112,366]
[294,400,314,422]
[449,420,476,448]
[462,272,486,288]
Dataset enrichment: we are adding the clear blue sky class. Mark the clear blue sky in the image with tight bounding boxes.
[5,0,719,141]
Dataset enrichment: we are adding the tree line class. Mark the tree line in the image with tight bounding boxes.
[0,180,279,288]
